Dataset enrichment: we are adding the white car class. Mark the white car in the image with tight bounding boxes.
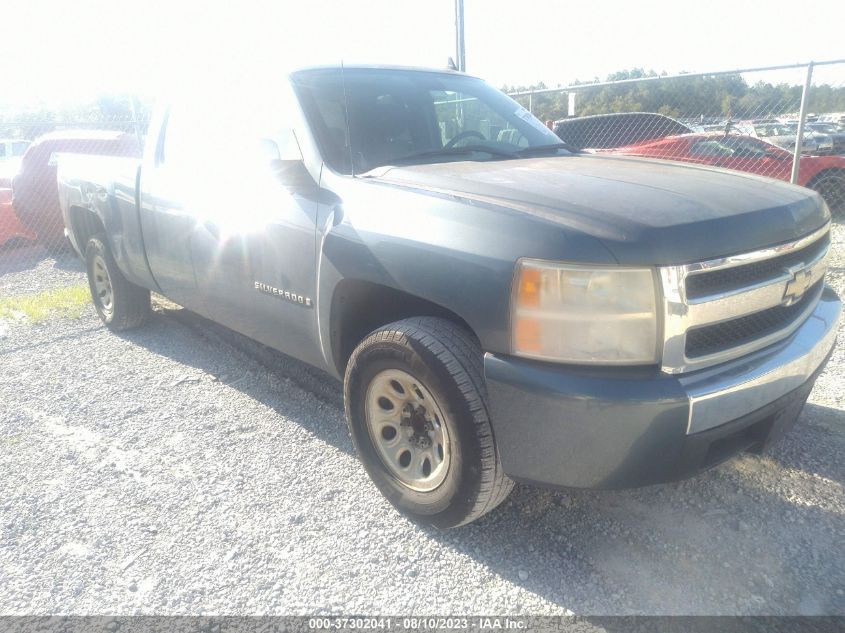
[736,122,831,155]
[0,139,30,162]
[0,139,31,188]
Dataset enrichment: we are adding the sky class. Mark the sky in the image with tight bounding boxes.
[2,0,844,109]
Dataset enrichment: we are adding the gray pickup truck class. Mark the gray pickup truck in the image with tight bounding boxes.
[58,66,840,528]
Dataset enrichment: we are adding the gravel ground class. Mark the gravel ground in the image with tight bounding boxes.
[0,245,85,297]
[0,226,844,616]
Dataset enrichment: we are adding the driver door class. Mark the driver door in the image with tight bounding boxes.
[185,88,322,366]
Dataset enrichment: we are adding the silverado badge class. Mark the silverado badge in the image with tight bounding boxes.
[254,281,312,307]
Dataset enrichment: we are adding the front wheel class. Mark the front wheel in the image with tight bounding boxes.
[344,317,513,528]
[85,234,151,331]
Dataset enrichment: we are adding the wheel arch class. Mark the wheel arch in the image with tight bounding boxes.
[806,166,845,187]
[806,167,845,217]
[329,278,479,377]
[67,204,106,256]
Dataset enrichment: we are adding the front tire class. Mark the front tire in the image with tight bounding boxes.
[344,317,513,528]
[85,234,150,330]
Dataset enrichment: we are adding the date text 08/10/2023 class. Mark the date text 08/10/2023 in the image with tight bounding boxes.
[307,617,528,630]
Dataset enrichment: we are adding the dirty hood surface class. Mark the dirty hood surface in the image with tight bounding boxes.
[368,154,828,265]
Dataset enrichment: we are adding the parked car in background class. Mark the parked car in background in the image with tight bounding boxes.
[0,139,31,162]
[554,113,836,155]
[11,130,141,252]
[0,187,35,248]
[602,132,845,216]
[736,121,832,155]
[553,112,692,149]
[818,113,845,127]
[807,122,845,154]
[0,151,35,248]
[0,140,29,189]
[697,123,732,133]
[0,156,22,190]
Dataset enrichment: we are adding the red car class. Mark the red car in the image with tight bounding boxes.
[0,187,35,248]
[0,157,35,248]
[604,132,845,216]
[12,130,141,252]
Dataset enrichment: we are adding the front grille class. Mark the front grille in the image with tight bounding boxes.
[660,225,830,373]
[685,232,829,300]
[685,280,822,358]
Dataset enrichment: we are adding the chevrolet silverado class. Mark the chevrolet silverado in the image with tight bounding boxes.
[57,66,841,528]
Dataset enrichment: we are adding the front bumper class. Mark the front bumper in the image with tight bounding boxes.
[484,286,841,489]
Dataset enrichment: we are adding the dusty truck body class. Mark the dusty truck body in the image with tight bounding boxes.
[57,66,840,528]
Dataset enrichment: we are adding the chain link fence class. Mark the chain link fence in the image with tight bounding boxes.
[1,100,150,290]
[509,60,845,217]
[1,61,844,296]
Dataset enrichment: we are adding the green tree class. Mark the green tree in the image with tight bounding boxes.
[508,69,845,123]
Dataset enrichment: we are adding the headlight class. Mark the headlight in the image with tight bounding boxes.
[511,259,659,364]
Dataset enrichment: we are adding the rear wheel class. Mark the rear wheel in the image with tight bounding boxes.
[344,317,513,528]
[808,170,845,219]
[85,234,150,330]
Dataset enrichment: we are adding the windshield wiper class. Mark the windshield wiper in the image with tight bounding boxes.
[514,142,580,156]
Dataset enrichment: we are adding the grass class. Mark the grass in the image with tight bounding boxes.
[0,283,91,323]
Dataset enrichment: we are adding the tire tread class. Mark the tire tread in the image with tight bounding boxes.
[346,317,513,527]
[86,234,150,331]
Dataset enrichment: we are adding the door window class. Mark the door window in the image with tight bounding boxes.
[161,87,301,173]
[158,87,305,229]
[689,140,733,157]
[718,137,769,159]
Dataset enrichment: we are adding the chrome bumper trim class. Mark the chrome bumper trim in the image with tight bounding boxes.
[679,288,840,434]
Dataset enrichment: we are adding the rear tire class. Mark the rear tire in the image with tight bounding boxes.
[344,317,513,528]
[85,234,150,330]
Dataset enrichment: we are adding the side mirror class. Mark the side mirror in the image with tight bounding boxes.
[270,158,316,190]
[259,136,315,191]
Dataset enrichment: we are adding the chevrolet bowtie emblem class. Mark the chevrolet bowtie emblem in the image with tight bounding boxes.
[782,263,814,306]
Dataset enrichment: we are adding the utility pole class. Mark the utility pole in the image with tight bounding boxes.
[455,0,466,72]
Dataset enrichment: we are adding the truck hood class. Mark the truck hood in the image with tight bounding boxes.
[366,154,828,265]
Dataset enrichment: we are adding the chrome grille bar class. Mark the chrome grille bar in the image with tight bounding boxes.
[659,223,831,374]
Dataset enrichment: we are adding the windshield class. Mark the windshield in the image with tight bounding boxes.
[292,68,565,174]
